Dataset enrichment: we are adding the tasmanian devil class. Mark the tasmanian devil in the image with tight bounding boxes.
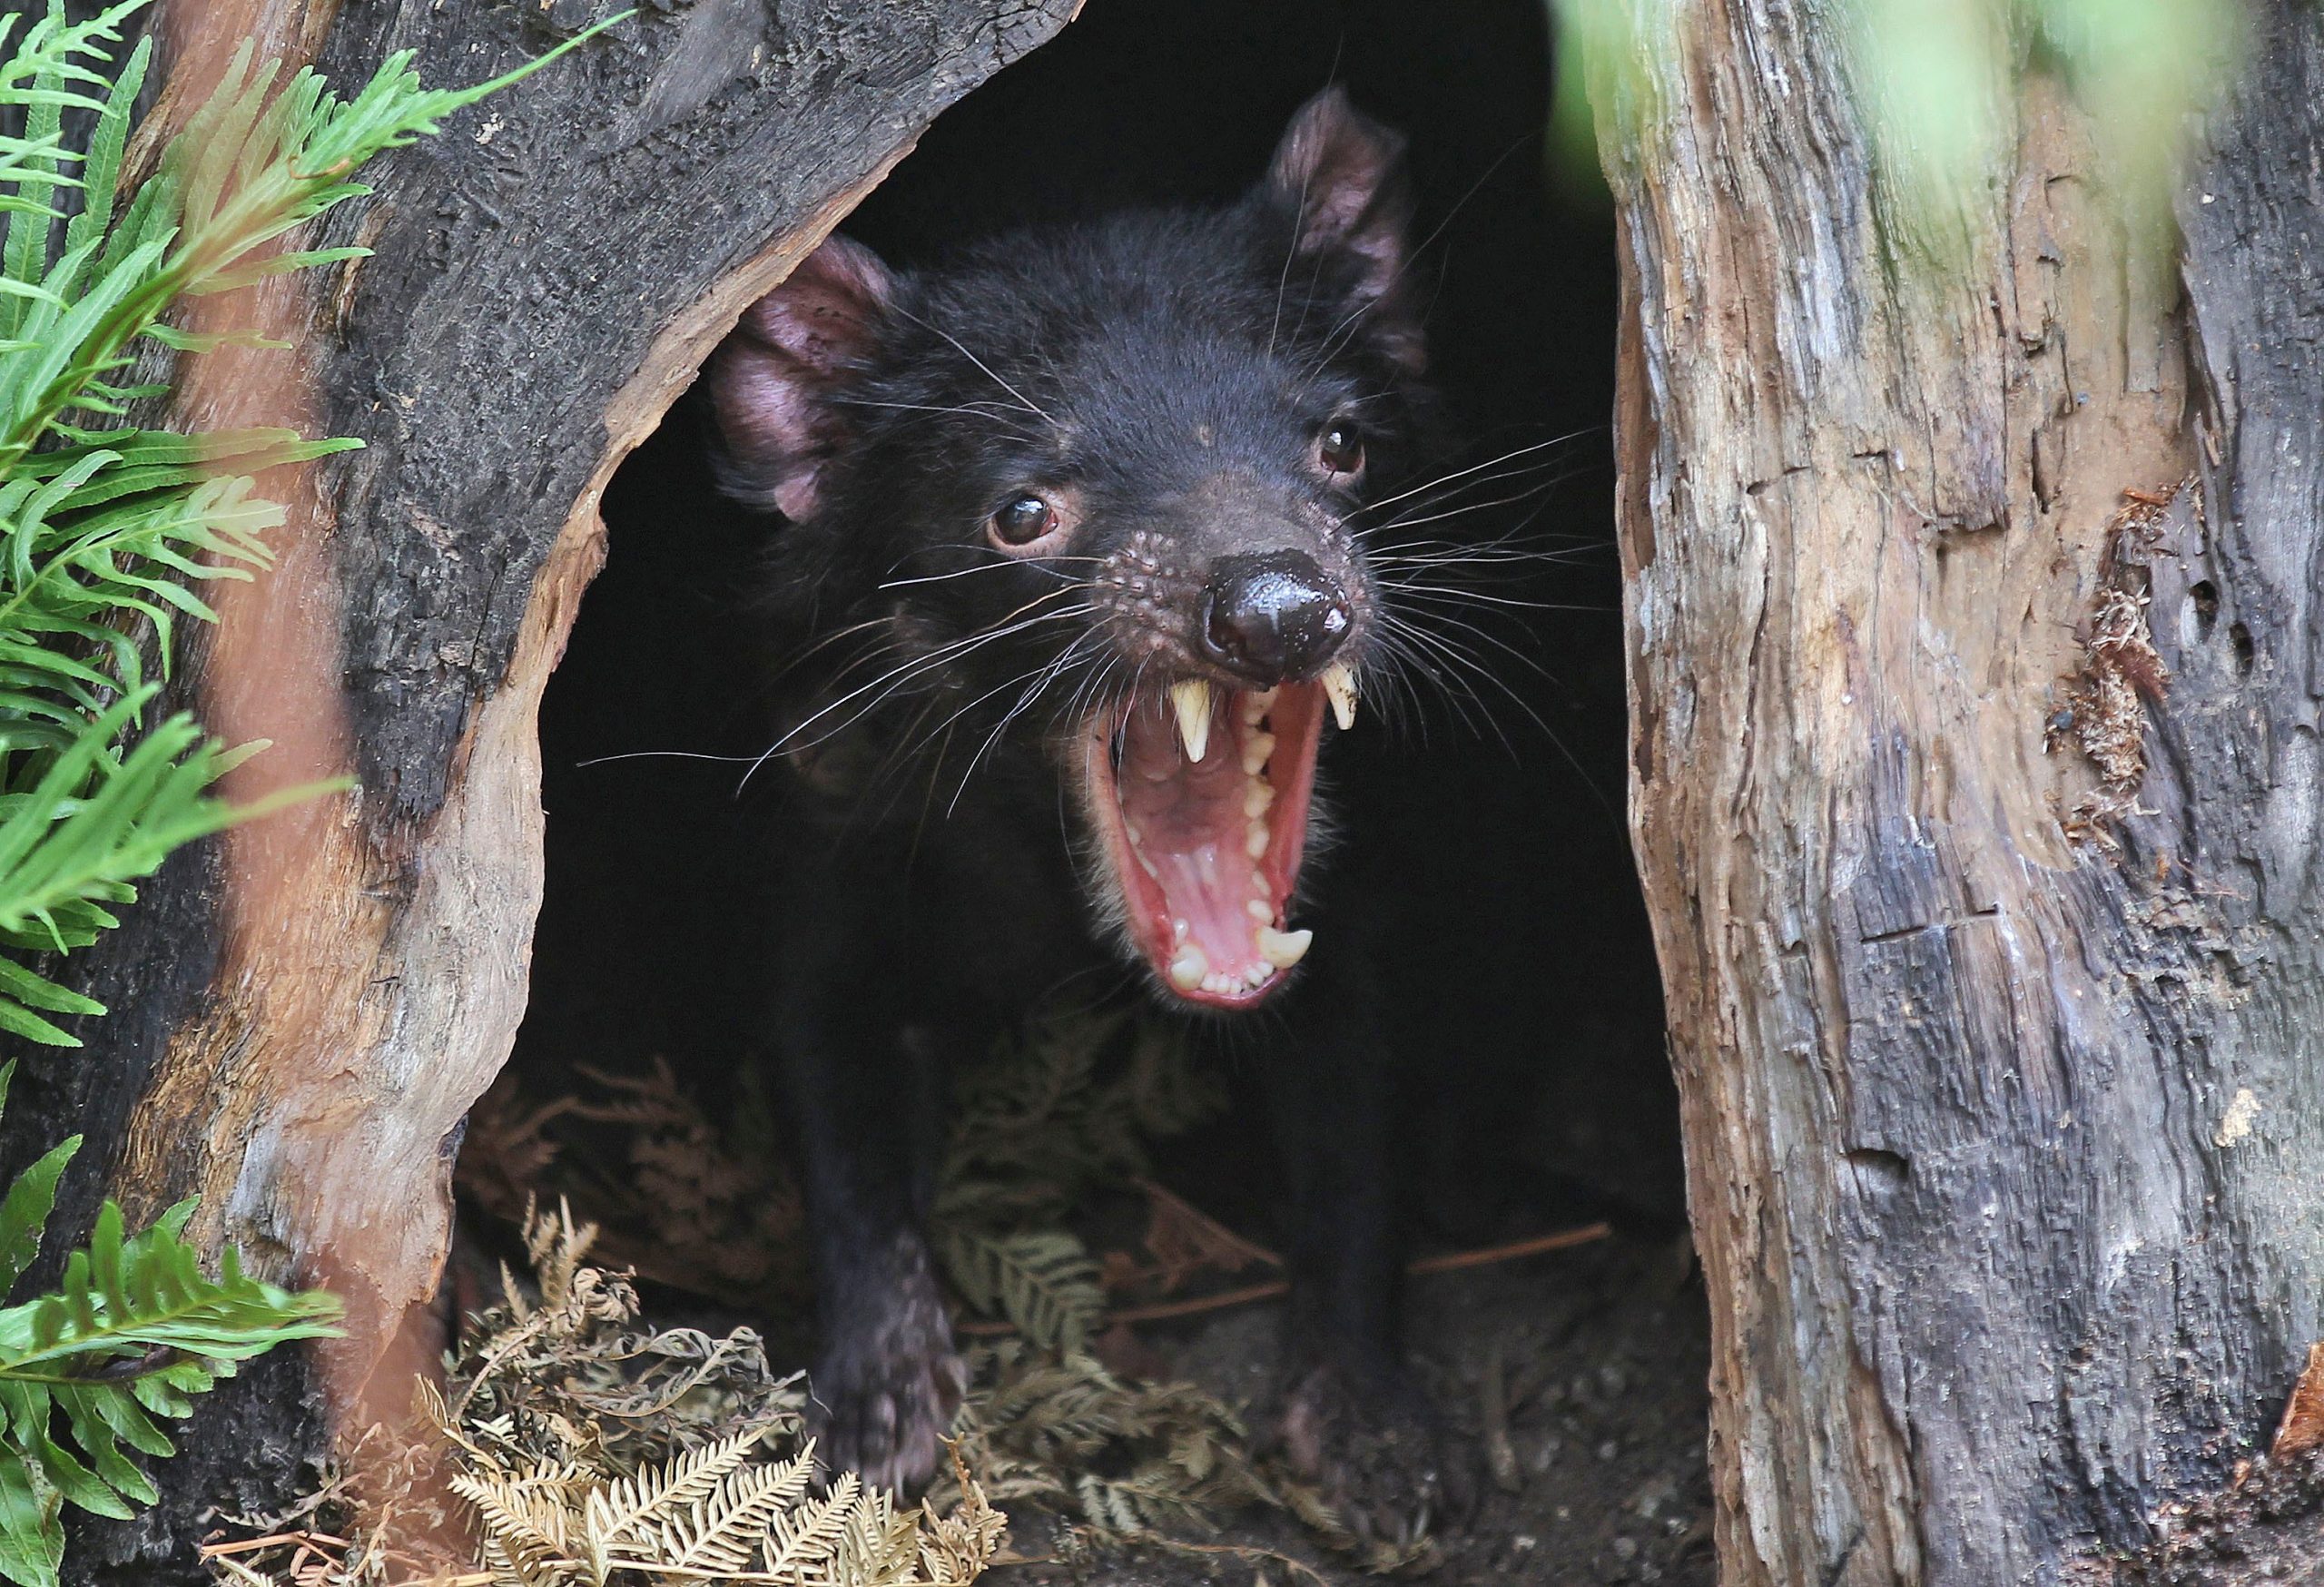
[707,88,1461,1531]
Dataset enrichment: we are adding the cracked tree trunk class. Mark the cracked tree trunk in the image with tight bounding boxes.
[0,1,1075,1580]
[1605,2,2324,1583]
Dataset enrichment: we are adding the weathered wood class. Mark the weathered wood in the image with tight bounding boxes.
[1605,2,2324,1582]
[0,0,1074,1577]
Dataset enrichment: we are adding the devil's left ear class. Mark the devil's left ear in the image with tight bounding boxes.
[1264,86,1423,371]
[708,233,896,520]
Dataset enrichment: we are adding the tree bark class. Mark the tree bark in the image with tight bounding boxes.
[1605,2,2324,1582]
[0,0,1074,1578]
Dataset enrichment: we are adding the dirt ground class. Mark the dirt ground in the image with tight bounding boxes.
[982,1236,1714,1587]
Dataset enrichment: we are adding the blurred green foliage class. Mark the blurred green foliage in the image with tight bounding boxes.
[1550,0,2245,243]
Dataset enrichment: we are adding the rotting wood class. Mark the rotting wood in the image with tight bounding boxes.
[1601,2,2324,1582]
[0,2,1078,1579]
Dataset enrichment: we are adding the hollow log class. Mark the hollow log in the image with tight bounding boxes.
[0,1,1074,1578]
[1604,2,2324,1582]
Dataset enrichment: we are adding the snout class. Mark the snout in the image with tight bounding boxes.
[1198,550,1352,685]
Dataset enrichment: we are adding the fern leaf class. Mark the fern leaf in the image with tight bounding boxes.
[0,1451,60,1587]
[0,1143,337,1574]
[0,1067,75,1292]
[448,1465,586,1583]
[829,1486,922,1587]
[638,1445,820,1574]
[55,35,142,269]
[750,1466,860,1575]
[934,1227,1103,1355]
[578,1423,763,1552]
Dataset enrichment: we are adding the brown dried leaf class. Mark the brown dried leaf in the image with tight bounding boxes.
[2270,1339,2324,1463]
[1134,1179,1280,1296]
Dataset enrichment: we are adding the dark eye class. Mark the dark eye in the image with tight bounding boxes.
[1318,421,1364,477]
[991,492,1059,547]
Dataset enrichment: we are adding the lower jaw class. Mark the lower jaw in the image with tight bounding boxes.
[1082,679,1328,1010]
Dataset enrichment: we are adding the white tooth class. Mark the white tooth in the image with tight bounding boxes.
[1124,822,1141,847]
[1246,898,1274,922]
[1246,820,1270,858]
[1257,925,1313,969]
[1169,944,1208,990]
[1203,972,1236,994]
[1239,688,1276,727]
[1244,781,1275,818]
[1169,679,1215,763]
[1173,917,1189,942]
[1241,731,1275,776]
[1320,664,1358,731]
[1250,869,1268,892]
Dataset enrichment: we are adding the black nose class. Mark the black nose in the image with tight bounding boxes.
[1198,550,1352,685]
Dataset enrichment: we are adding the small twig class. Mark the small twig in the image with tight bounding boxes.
[198,1531,354,1558]
[1127,1537,1333,1586]
[958,1221,1613,1336]
[1106,1279,1294,1326]
[1409,1222,1612,1276]
[1480,1337,1522,1494]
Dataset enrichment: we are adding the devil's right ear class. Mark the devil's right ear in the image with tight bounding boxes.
[708,234,895,521]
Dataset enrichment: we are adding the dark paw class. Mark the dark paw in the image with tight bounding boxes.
[1272,1355,1471,1562]
[808,1260,967,1496]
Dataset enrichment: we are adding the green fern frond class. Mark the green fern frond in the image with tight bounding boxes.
[0,1062,340,1587]
[0,5,619,1582]
[0,5,620,1051]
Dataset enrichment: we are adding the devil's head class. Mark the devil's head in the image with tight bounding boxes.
[710,88,1433,1010]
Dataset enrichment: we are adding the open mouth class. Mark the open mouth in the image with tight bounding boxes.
[1082,666,1357,1009]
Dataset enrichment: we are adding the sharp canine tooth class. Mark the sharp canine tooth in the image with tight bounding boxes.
[1320,664,1358,731]
[1257,925,1313,969]
[1169,944,1208,990]
[1169,679,1215,763]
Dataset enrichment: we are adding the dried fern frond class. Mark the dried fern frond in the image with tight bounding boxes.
[938,1011,1224,1224]
[461,1061,808,1313]
[448,1439,1002,1587]
[931,1227,1102,1355]
[449,1203,804,1477]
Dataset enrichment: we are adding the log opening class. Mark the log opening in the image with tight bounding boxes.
[483,0,1698,1578]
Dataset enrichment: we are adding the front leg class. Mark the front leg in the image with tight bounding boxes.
[1257,949,1466,1543]
[783,976,966,1495]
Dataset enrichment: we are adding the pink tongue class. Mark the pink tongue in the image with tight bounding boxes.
[1121,699,1273,986]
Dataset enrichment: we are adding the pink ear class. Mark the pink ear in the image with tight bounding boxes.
[1265,88,1423,371]
[710,234,895,520]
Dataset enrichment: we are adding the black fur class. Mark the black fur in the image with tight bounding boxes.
[710,89,1461,1526]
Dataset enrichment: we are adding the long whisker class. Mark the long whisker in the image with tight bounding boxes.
[1352,434,1592,517]
[879,554,1102,590]
[1375,581,1610,615]
[890,303,1057,424]
[734,595,1092,790]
